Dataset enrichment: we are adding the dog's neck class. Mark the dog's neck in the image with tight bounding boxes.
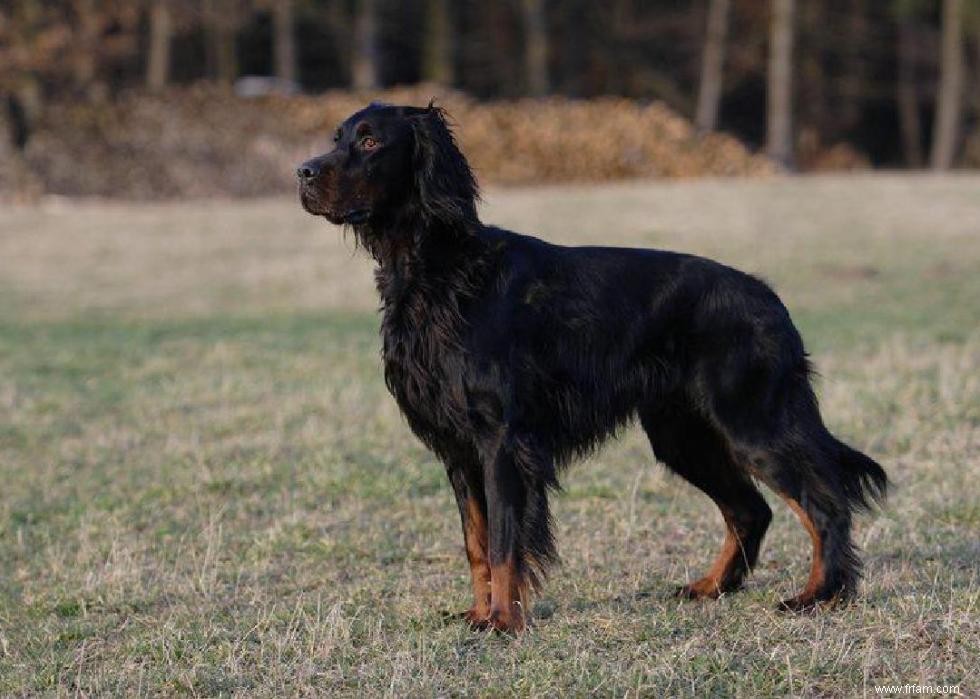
[360,214,491,313]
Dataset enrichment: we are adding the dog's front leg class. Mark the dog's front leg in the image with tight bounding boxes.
[445,465,492,627]
[483,434,531,634]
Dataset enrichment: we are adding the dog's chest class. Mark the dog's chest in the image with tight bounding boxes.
[380,303,469,442]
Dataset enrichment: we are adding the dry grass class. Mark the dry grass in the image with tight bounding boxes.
[0,175,978,696]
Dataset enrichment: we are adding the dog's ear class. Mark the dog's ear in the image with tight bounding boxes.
[410,104,479,226]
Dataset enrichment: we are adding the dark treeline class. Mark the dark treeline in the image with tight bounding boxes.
[1,0,979,169]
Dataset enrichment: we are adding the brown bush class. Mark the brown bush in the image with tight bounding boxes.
[796,128,871,172]
[4,84,776,200]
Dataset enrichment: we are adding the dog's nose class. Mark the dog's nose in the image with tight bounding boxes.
[296,159,320,181]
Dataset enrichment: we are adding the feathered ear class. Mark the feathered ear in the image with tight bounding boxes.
[410,104,479,226]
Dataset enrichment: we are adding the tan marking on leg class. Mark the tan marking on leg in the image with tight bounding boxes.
[783,497,825,608]
[679,518,745,599]
[488,558,527,634]
[462,497,491,624]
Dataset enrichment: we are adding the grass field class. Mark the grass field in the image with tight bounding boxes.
[1,175,978,696]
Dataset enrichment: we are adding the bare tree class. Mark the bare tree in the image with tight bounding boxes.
[931,0,964,170]
[896,12,923,167]
[839,0,867,131]
[146,0,172,92]
[767,0,795,167]
[352,0,379,90]
[422,0,453,85]
[70,0,103,97]
[522,0,549,96]
[273,0,297,85]
[695,0,731,133]
[204,0,240,85]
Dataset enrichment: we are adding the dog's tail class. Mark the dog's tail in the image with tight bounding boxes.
[833,437,888,512]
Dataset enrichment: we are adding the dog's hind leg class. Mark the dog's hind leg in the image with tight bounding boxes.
[730,441,862,611]
[740,432,883,611]
[774,485,852,612]
[706,374,885,610]
[640,406,772,599]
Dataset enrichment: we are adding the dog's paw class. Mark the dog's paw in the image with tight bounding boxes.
[776,592,842,613]
[775,595,820,613]
[442,607,493,629]
[464,607,493,630]
[674,579,723,600]
[485,607,526,635]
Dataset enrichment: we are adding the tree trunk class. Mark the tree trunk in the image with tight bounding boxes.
[146,0,172,92]
[1,82,40,195]
[522,0,549,97]
[325,0,352,80]
[352,0,379,90]
[273,0,297,86]
[767,0,795,168]
[840,0,866,131]
[695,0,730,133]
[1,95,23,154]
[422,0,453,85]
[974,16,980,117]
[896,18,923,167]
[799,0,827,144]
[215,29,237,84]
[206,0,238,85]
[71,0,102,99]
[931,0,964,170]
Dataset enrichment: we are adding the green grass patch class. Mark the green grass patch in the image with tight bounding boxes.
[1,179,977,695]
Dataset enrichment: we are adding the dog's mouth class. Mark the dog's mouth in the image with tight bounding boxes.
[299,189,370,225]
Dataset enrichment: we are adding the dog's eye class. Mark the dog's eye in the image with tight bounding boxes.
[333,129,341,143]
[360,137,379,150]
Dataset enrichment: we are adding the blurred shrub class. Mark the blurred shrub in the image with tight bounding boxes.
[5,85,778,200]
[796,128,871,172]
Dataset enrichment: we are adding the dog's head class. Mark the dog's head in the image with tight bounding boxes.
[297,103,478,232]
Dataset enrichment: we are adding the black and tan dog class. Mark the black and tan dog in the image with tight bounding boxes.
[297,103,887,634]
